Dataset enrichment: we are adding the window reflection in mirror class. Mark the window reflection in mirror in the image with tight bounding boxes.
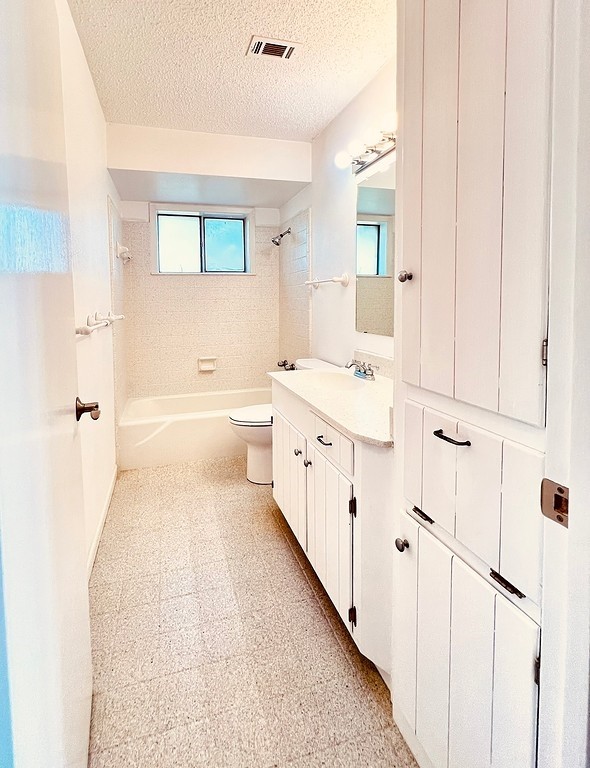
[355,158,395,337]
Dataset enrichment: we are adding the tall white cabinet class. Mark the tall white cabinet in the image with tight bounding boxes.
[396,0,553,765]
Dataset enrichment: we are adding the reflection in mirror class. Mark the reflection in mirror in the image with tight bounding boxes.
[355,158,395,337]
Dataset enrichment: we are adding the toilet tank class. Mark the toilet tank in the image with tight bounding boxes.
[295,358,341,371]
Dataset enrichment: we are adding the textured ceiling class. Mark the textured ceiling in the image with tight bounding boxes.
[67,0,395,141]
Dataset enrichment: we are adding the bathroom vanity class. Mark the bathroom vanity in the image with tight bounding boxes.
[269,369,394,683]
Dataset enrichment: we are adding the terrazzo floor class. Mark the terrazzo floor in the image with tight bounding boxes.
[88,456,418,767]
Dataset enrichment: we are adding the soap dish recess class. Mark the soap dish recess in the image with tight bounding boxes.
[198,357,217,372]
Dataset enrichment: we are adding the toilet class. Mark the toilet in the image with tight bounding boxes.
[229,403,273,484]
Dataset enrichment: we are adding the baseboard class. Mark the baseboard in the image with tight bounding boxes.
[86,465,117,581]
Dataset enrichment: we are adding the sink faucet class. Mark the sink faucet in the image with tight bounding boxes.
[345,359,380,380]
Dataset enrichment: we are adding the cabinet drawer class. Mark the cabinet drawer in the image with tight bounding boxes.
[313,414,354,475]
[404,400,544,606]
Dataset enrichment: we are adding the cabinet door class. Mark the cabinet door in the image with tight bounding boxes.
[422,409,457,533]
[416,529,453,768]
[492,597,539,768]
[449,559,495,768]
[306,445,353,626]
[393,514,420,731]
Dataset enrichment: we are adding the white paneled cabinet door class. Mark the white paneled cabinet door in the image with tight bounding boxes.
[272,411,307,550]
[416,529,452,768]
[306,445,353,626]
[400,0,550,425]
[422,409,457,533]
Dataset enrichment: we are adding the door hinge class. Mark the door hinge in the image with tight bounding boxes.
[271,480,274,488]
[349,497,357,517]
[348,606,357,626]
[542,338,548,367]
[412,506,435,524]
[534,655,541,686]
[271,415,274,424]
[489,569,526,599]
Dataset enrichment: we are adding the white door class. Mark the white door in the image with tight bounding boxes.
[0,1,92,766]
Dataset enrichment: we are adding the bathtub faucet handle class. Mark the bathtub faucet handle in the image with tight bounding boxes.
[278,360,288,368]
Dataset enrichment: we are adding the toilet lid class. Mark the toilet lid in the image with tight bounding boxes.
[229,403,273,426]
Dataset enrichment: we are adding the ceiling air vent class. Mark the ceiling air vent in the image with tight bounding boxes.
[247,36,300,60]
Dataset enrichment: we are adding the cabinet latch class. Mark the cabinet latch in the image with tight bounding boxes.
[413,506,435,524]
[348,606,357,626]
[489,569,526,599]
[349,497,357,518]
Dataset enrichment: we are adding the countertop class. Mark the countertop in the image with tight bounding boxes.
[268,370,394,447]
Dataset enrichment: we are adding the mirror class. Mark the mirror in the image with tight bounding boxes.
[355,158,395,337]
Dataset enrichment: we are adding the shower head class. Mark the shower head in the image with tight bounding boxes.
[271,227,291,246]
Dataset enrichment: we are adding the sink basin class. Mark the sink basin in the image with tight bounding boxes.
[304,371,366,391]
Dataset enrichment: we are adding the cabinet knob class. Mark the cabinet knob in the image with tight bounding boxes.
[397,270,413,283]
[395,538,409,553]
[303,459,312,468]
[294,448,302,456]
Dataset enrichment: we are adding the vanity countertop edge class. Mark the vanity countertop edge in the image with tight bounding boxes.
[268,371,394,448]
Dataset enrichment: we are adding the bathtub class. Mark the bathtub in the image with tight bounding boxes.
[118,388,271,470]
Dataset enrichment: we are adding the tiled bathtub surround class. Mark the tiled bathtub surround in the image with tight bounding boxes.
[278,209,312,365]
[122,222,279,397]
[88,457,417,767]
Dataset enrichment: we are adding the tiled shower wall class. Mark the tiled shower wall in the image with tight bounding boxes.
[278,209,312,365]
[121,222,279,397]
[108,197,126,430]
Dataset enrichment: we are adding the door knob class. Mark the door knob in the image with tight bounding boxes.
[294,448,302,456]
[395,538,409,552]
[397,270,413,283]
[76,397,101,421]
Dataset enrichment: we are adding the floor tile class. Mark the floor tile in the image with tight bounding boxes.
[88,457,417,768]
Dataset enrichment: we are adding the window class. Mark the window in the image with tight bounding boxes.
[153,206,249,274]
[357,222,386,275]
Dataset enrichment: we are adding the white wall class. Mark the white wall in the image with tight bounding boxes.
[56,0,117,573]
[122,220,279,397]
[310,59,396,365]
[278,208,312,365]
[107,123,312,183]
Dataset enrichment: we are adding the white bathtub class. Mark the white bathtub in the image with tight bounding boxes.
[118,388,271,470]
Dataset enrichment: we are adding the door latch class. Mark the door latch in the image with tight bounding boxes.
[541,479,569,528]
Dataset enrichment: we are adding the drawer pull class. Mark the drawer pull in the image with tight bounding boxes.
[317,435,333,447]
[294,448,302,456]
[433,428,471,447]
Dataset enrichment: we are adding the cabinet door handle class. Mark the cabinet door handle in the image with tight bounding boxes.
[303,459,312,467]
[397,269,413,283]
[316,435,333,447]
[433,428,471,447]
[293,448,302,456]
[395,538,409,552]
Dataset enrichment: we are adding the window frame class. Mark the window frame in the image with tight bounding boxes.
[149,203,255,275]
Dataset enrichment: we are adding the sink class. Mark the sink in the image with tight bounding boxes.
[303,371,366,391]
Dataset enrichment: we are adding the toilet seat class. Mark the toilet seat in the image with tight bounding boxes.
[228,403,272,427]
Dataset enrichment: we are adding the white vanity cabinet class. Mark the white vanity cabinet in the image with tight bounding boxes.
[400,0,552,426]
[394,518,540,768]
[270,376,394,678]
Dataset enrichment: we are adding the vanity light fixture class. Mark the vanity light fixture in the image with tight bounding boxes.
[351,132,397,175]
